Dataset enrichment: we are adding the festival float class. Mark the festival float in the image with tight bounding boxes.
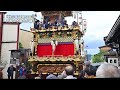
[28,11,87,78]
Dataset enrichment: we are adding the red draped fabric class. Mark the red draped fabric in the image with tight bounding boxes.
[37,45,52,57]
[54,44,74,56]
[37,44,74,57]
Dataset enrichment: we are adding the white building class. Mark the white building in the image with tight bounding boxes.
[0,12,20,79]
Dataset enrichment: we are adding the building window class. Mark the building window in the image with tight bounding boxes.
[114,59,117,63]
[113,49,116,51]
[110,60,112,63]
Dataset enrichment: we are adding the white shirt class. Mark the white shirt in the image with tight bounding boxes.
[64,75,77,79]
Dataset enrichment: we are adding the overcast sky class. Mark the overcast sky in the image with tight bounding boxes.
[2,11,120,55]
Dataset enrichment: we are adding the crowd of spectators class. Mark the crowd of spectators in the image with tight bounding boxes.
[34,16,78,30]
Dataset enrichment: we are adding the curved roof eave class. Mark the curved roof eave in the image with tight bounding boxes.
[105,15,120,43]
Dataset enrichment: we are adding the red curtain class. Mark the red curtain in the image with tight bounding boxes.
[37,45,52,57]
[37,44,74,57]
[54,44,74,56]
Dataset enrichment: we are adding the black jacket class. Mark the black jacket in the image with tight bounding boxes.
[7,67,16,76]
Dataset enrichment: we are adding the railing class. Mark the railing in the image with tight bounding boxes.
[30,25,81,32]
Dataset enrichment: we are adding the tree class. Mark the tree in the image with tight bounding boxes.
[19,42,23,49]
[92,50,106,63]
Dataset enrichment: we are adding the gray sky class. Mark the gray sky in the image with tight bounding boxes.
[2,11,120,55]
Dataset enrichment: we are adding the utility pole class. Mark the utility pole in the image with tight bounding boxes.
[86,50,88,61]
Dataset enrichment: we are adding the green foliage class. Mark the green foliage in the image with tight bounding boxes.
[26,61,32,74]
[19,42,23,49]
[92,50,106,63]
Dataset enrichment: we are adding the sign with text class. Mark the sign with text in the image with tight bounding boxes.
[5,14,36,23]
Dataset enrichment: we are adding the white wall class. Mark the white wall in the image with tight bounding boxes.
[2,24,18,42]
[1,24,18,79]
[19,30,33,49]
[108,58,118,67]
[1,43,17,79]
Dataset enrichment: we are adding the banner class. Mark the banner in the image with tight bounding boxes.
[79,13,82,25]
[83,20,87,33]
